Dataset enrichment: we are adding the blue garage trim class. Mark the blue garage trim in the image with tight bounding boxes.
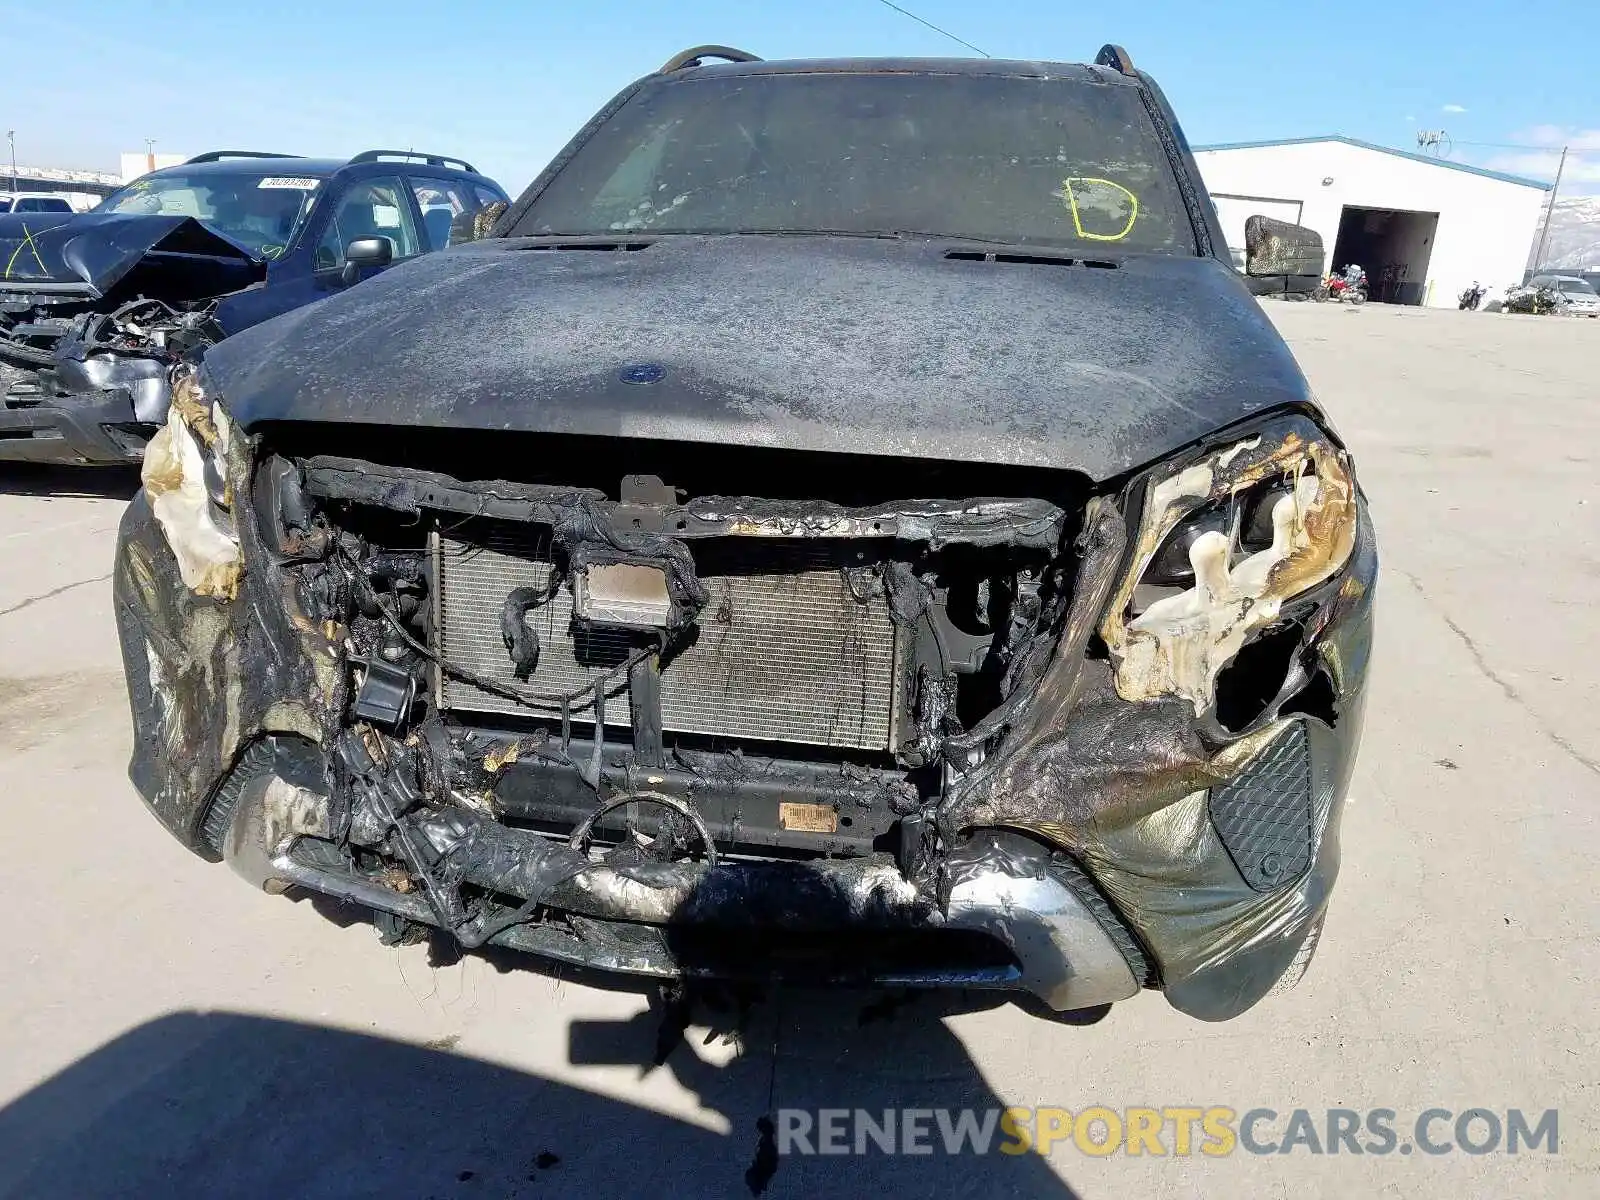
[1192,136,1551,191]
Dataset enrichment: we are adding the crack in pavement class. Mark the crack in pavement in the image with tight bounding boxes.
[0,572,113,619]
[1401,569,1600,779]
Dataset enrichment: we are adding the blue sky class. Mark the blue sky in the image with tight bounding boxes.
[5,0,1597,194]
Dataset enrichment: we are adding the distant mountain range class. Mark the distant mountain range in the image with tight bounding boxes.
[1531,195,1600,271]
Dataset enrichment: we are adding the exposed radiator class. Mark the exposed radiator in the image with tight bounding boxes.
[433,526,904,750]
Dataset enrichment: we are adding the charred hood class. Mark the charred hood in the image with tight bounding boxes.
[206,235,1316,481]
[0,212,261,300]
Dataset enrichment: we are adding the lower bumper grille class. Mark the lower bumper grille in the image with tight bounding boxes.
[1207,721,1314,892]
[433,526,904,750]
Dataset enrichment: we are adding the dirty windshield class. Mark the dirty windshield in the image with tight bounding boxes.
[515,71,1196,253]
[95,171,322,259]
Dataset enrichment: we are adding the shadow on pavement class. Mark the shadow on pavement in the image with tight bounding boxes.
[300,890,1110,1031]
[0,463,141,500]
[0,1006,1085,1199]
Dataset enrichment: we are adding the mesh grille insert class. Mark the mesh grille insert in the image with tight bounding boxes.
[1207,721,1314,892]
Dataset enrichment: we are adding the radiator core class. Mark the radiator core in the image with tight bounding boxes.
[433,526,904,750]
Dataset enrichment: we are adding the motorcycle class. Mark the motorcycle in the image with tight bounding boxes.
[1315,269,1369,304]
[1502,284,1559,315]
[1459,282,1486,310]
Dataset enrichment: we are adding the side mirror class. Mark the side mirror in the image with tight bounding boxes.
[1243,215,1324,296]
[340,236,393,285]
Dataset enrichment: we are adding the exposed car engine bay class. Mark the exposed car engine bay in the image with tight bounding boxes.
[4,296,221,419]
[0,236,249,462]
[115,364,1375,1020]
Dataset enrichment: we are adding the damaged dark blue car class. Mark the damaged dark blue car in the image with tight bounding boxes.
[0,150,505,465]
[112,45,1375,1022]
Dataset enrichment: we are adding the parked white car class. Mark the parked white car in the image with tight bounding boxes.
[0,192,75,214]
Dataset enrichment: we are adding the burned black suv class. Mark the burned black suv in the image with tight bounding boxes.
[115,45,1375,1022]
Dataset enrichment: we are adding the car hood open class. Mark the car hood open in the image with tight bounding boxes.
[0,212,260,298]
[207,234,1317,481]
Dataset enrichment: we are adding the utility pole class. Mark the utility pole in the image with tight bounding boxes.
[144,137,156,175]
[1533,145,1569,272]
[6,130,15,195]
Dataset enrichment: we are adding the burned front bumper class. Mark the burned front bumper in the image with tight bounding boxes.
[1,299,182,465]
[215,735,1146,1010]
[114,383,1375,1021]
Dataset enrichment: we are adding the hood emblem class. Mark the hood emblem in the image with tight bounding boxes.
[619,363,665,385]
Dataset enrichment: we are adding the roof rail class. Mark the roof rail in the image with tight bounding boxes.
[658,45,762,73]
[348,149,479,173]
[184,151,306,164]
[1094,44,1136,75]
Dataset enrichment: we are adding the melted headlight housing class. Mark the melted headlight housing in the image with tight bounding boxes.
[1105,415,1358,715]
[139,369,244,600]
[1136,474,1301,600]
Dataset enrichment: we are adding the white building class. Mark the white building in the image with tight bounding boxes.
[4,164,121,210]
[118,151,187,183]
[1193,136,1549,307]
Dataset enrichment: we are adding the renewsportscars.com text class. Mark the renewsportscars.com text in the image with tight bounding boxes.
[775,1107,1559,1158]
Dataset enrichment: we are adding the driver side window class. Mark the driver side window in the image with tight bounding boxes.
[314,177,420,272]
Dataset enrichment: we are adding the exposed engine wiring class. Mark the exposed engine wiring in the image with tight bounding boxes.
[336,544,662,714]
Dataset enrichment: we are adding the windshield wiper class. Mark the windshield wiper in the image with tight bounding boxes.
[518,228,1095,251]
[728,228,905,239]
[733,229,1089,252]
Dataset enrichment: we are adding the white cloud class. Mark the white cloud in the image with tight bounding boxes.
[1472,127,1600,195]
[1482,150,1600,179]
[1442,104,1467,114]
[1480,149,1600,195]
[1514,125,1600,152]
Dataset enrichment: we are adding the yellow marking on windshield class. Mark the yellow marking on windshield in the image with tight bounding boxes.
[3,222,50,279]
[1059,177,1139,242]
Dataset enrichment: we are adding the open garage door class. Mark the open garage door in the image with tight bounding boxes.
[1211,194,1304,269]
[1332,206,1439,304]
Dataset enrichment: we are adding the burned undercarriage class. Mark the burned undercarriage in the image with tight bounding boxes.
[115,368,1375,1021]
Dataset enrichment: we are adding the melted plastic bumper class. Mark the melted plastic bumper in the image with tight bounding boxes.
[220,759,1141,1011]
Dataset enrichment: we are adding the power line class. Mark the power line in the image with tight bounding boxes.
[873,0,990,57]
[1416,132,1571,157]
[1448,139,1565,151]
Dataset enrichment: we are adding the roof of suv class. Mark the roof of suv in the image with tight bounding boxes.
[145,153,491,182]
[153,157,348,178]
[667,56,1134,83]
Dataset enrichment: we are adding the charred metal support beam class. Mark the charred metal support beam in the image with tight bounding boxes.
[629,655,664,767]
[489,736,911,857]
[300,456,1067,550]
